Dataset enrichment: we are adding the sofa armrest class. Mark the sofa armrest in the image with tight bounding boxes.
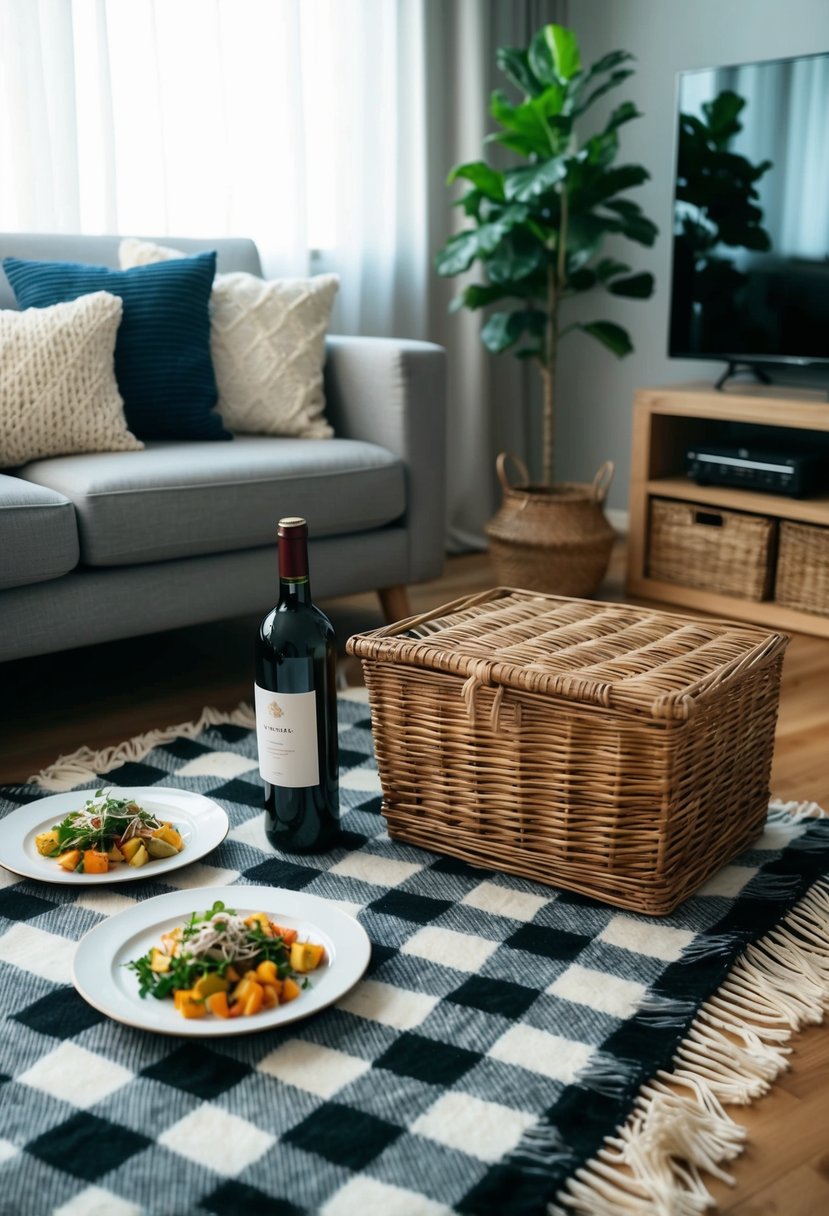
[323,335,446,584]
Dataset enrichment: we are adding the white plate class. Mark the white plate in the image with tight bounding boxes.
[0,786,229,885]
[72,885,371,1036]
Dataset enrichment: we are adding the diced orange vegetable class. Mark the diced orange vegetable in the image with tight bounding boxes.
[173,988,206,1018]
[281,977,301,1003]
[119,837,143,863]
[244,913,273,936]
[150,948,171,973]
[179,998,206,1019]
[57,849,82,871]
[255,960,278,985]
[172,987,205,1016]
[152,824,183,851]
[206,991,230,1019]
[82,850,109,874]
[127,843,149,868]
[271,924,298,946]
[230,972,260,1001]
[290,941,325,973]
[227,1001,245,1018]
[225,965,240,983]
[261,984,279,1009]
[243,982,264,1017]
[35,830,60,856]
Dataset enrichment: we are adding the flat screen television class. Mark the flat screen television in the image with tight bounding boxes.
[668,51,829,387]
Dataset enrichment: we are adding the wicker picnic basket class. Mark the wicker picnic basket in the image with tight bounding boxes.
[647,498,775,600]
[346,589,788,915]
[775,520,829,616]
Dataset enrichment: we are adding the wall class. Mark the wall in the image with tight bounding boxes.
[557,0,829,513]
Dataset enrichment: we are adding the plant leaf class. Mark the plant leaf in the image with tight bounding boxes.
[607,271,654,298]
[490,90,552,155]
[575,67,635,116]
[565,214,614,267]
[530,24,581,85]
[454,188,484,219]
[485,233,543,283]
[567,267,597,291]
[595,256,631,280]
[604,100,641,134]
[448,161,505,200]
[602,197,643,218]
[434,204,530,276]
[496,46,543,97]
[504,155,568,202]
[449,283,516,313]
[581,49,634,84]
[592,163,650,200]
[601,204,659,247]
[486,130,545,157]
[481,308,546,354]
[578,320,633,356]
[583,130,619,169]
[434,230,484,276]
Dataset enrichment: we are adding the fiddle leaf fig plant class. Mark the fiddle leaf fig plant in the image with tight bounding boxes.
[435,23,658,486]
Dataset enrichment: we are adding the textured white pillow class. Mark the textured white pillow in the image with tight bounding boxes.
[119,238,338,438]
[0,291,143,468]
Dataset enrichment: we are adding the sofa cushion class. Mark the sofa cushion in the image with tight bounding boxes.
[0,474,79,589]
[2,253,229,443]
[18,436,406,566]
[120,238,338,440]
[0,292,143,469]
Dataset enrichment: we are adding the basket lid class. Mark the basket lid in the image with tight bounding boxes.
[346,588,788,721]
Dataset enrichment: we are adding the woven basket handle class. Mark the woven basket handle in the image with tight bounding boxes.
[496,451,530,491]
[591,460,615,504]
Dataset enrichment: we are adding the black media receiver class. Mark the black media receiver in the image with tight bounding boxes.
[686,445,822,498]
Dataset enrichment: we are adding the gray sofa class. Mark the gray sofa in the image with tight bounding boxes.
[0,234,446,662]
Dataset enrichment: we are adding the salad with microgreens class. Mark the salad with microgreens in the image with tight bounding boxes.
[34,789,184,875]
[127,900,326,1020]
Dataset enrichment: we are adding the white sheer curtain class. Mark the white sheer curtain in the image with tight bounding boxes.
[0,0,566,550]
[0,0,310,270]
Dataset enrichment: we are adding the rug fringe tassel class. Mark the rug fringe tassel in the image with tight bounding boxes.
[551,876,829,1215]
[27,703,256,791]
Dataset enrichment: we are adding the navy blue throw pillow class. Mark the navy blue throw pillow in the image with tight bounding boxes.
[3,253,230,441]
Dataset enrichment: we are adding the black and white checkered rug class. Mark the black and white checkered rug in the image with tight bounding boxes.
[0,692,827,1216]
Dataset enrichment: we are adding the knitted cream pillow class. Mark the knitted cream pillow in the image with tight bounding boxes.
[0,291,143,467]
[120,238,338,438]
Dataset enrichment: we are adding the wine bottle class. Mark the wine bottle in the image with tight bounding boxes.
[255,516,340,853]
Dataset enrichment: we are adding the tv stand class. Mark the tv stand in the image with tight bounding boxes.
[715,361,773,391]
[626,383,829,638]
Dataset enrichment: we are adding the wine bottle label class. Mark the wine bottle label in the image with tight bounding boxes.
[254,683,320,788]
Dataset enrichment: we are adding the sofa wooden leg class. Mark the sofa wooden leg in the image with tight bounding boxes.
[378,585,411,624]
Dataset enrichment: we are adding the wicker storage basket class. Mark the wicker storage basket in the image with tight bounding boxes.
[775,520,829,615]
[647,498,775,600]
[347,589,788,915]
[485,454,616,598]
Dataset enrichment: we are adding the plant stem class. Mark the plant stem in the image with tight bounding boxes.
[542,191,566,487]
[542,266,557,487]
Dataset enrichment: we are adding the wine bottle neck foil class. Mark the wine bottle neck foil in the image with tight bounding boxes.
[277,518,309,581]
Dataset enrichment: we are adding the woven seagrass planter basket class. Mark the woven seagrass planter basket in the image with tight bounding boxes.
[347,589,788,915]
[484,454,616,598]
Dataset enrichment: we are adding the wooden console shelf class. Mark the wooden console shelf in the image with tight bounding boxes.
[626,383,829,638]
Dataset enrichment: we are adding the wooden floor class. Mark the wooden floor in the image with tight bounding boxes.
[1,546,827,1212]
